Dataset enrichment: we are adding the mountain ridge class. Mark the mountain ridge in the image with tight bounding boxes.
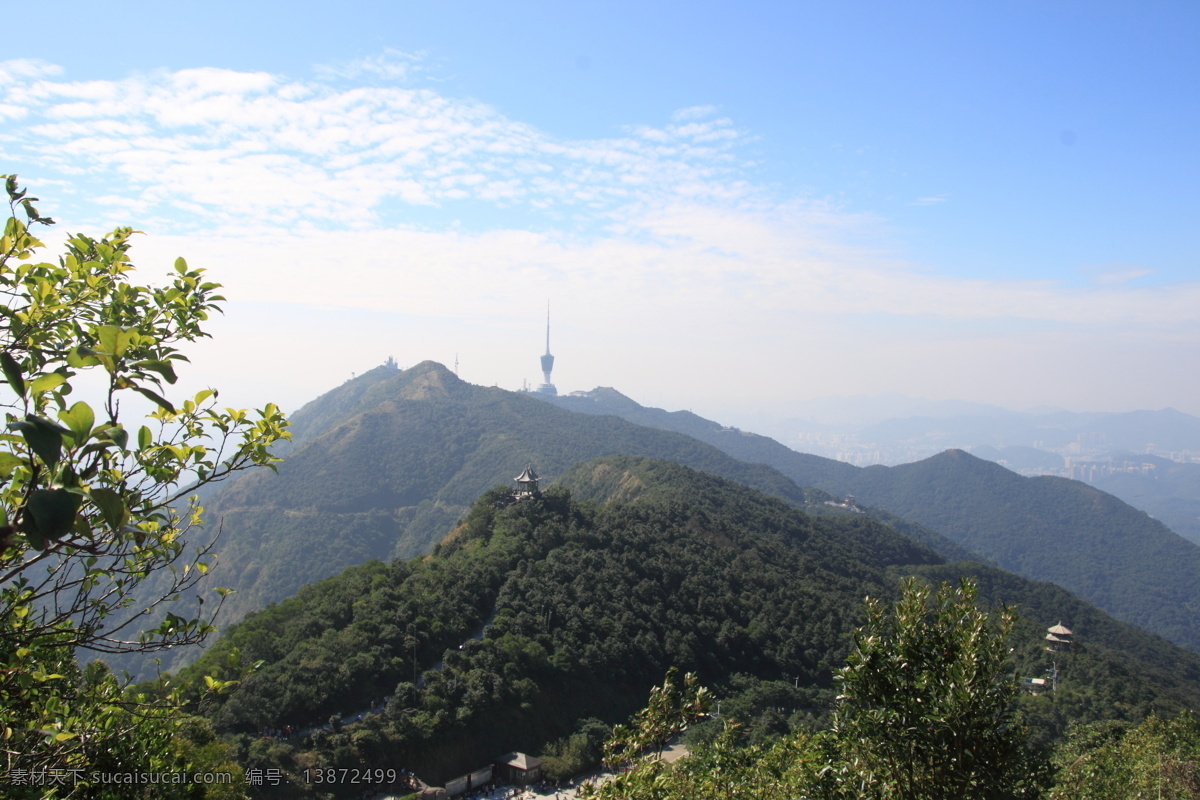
[193,362,826,629]
[537,385,1200,653]
[123,360,1200,682]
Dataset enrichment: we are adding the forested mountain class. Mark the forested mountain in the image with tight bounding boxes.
[180,457,1200,797]
[143,360,1200,685]
[180,360,964,635]
[542,386,861,488]
[845,450,1200,653]
[193,361,795,624]
[540,389,1200,653]
[960,446,1200,546]
[1086,454,1200,545]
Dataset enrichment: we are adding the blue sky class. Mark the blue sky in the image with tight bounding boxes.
[3,1,1198,421]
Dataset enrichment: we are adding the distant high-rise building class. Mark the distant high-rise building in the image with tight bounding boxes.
[536,303,557,396]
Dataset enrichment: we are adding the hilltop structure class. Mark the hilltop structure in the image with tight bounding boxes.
[513,465,540,500]
[535,303,557,396]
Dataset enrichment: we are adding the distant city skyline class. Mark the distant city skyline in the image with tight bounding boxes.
[3,2,1197,421]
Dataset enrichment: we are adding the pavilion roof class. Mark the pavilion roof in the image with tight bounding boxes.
[496,752,543,770]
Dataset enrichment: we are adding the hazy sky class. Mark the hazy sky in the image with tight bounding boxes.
[3,1,1198,423]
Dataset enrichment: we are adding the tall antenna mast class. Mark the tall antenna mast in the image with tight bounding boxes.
[536,300,557,396]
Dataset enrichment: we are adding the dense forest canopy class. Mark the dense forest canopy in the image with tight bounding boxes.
[174,457,1200,797]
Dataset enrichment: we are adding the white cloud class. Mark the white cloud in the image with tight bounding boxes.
[313,48,427,83]
[671,105,719,122]
[0,59,61,84]
[0,63,754,233]
[1079,263,1157,285]
[3,58,1197,415]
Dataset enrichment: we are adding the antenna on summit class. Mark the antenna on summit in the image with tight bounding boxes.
[536,301,557,396]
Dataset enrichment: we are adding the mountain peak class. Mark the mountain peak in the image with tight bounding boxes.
[398,360,463,400]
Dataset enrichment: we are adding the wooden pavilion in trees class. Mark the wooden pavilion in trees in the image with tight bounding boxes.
[1045,622,1073,652]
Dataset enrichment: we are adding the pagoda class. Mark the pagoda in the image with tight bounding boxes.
[513,465,540,500]
[1045,622,1073,652]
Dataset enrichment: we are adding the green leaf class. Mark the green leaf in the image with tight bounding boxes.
[98,425,129,451]
[96,325,131,358]
[89,487,129,530]
[66,345,102,368]
[73,513,93,539]
[57,401,95,445]
[137,425,153,451]
[9,415,69,468]
[0,451,24,479]
[133,359,178,385]
[25,488,84,546]
[131,386,175,413]
[1,352,25,397]
[29,373,65,395]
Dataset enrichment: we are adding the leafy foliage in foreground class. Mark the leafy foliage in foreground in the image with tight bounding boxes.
[830,578,1027,798]
[583,584,1200,800]
[1049,712,1200,799]
[583,578,1032,800]
[583,695,1200,800]
[0,177,287,796]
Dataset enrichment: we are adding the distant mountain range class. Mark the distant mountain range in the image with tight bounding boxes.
[541,387,1200,652]
[855,407,1200,450]
[1083,455,1200,545]
[743,398,1200,544]
[756,393,1200,446]
[136,361,1200,680]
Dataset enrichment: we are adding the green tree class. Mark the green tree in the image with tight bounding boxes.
[0,176,289,796]
[830,577,1025,799]
[601,667,712,771]
[580,678,834,800]
[582,579,1031,800]
[1049,712,1200,799]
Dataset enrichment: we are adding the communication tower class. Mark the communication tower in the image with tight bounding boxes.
[536,302,557,396]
